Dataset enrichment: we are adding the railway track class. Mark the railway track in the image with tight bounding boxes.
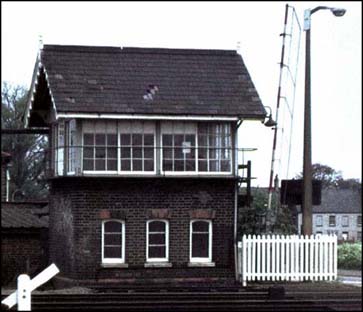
[2,290,361,311]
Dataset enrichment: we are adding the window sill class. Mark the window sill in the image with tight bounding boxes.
[188,262,215,267]
[101,263,129,268]
[144,262,172,268]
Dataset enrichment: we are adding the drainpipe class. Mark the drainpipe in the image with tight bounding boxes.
[234,119,243,281]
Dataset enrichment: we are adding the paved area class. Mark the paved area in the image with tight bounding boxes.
[337,270,362,287]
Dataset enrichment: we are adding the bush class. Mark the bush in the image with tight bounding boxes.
[338,243,362,270]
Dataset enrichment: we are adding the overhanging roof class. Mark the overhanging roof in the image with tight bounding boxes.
[26,45,266,127]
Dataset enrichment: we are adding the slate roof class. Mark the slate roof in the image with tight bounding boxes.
[312,188,361,214]
[1,206,49,228]
[36,45,265,118]
[295,188,362,214]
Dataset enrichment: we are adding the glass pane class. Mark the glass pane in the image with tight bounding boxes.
[96,134,106,146]
[198,148,207,159]
[174,147,183,159]
[96,147,106,158]
[132,134,142,146]
[209,160,218,171]
[149,233,165,245]
[149,246,166,258]
[107,159,117,171]
[104,233,122,245]
[104,221,122,232]
[84,133,94,145]
[221,160,230,172]
[163,159,172,171]
[133,159,142,171]
[174,160,184,171]
[133,147,142,158]
[185,134,195,146]
[198,160,208,171]
[96,159,105,170]
[209,148,217,159]
[83,159,93,170]
[104,246,122,258]
[149,221,166,232]
[144,159,154,171]
[107,134,117,146]
[107,147,117,158]
[185,160,195,171]
[121,147,131,158]
[83,147,93,158]
[144,134,154,146]
[121,134,131,146]
[174,134,184,147]
[144,147,154,159]
[162,134,173,147]
[193,221,209,232]
[192,233,209,258]
[198,134,207,148]
[198,123,208,134]
[121,159,131,171]
[163,147,173,159]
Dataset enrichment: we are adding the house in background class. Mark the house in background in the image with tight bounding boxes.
[298,187,362,242]
[1,151,49,285]
[1,201,49,285]
[24,44,266,287]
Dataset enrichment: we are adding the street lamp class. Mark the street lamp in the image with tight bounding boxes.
[302,6,346,236]
[263,106,277,127]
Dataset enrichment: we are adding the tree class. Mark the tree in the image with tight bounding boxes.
[295,163,361,190]
[1,82,48,200]
[238,187,296,236]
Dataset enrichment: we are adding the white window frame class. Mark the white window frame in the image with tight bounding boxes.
[342,215,349,227]
[101,219,125,264]
[315,215,323,227]
[329,215,336,227]
[67,119,76,175]
[189,219,212,263]
[82,120,118,174]
[160,122,232,176]
[118,121,156,175]
[146,220,169,262]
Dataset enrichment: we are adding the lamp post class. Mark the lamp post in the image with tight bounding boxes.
[302,6,346,236]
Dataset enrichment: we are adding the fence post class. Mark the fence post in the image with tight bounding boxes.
[17,275,31,311]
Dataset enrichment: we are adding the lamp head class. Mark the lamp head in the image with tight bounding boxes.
[264,115,277,127]
[331,8,346,17]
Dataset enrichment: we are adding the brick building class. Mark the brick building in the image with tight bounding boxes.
[25,45,266,286]
[1,201,49,285]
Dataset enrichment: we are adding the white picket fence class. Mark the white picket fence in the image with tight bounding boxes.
[238,234,337,286]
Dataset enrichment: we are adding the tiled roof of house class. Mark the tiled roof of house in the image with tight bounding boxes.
[295,187,362,214]
[1,206,49,228]
[37,45,265,118]
[312,188,361,214]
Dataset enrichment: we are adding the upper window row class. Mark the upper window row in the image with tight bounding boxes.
[55,120,233,175]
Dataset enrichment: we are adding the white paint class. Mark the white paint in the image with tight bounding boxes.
[2,263,59,310]
[17,275,31,311]
[239,234,337,286]
[57,113,240,121]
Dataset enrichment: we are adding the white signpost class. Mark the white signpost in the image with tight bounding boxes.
[2,263,60,311]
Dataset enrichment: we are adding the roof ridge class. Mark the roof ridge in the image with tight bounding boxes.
[41,44,237,56]
[42,44,121,53]
[122,47,237,56]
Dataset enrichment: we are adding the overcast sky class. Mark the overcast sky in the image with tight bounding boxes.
[1,1,361,186]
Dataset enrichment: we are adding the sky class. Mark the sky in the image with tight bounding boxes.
[1,1,361,187]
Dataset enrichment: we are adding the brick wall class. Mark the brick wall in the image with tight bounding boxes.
[49,177,236,284]
[1,229,48,285]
